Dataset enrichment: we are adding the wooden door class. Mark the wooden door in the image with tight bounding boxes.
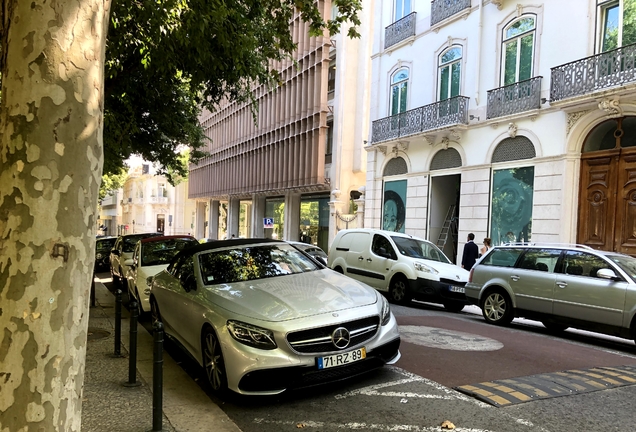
[578,148,636,255]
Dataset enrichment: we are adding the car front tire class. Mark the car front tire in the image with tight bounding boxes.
[150,297,162,325]
[482,289,513,325]
[443,302,465,313]
[202,327,228,394]
[389,276,411,305]
[110,266,120,287]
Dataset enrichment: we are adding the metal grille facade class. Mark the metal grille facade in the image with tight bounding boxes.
[189,8,331,199]
[430,148,462,170]
[551,42,636,102]
[431,0,471,26]
[383,157,408,176]
[486,77,542,119]
[491,136,536,163]
[384,12,417,49]
[371,96,469,143]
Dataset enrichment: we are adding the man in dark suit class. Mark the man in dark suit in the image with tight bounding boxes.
[462,233,479,270]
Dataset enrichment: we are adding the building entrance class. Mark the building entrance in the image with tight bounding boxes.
[578,116,636,255]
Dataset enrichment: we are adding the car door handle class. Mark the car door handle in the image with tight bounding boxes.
[556,281,567,288]
[510,275,520,281]
[367,258,373,262]
[358,256,364,261]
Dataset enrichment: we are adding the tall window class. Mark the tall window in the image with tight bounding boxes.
[502,16,536,86]
[325,120,333,164]
[395,0,412,21]
[390,68,409,116]
[597,0,636,52]
[439,46,462,101]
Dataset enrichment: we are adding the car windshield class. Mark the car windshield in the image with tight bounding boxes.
[122,234,160,252]
[96,238,116,251]
[141,238,198,266]
[607,254,636,282]
[391,236,451,264]
[198,243,320,285]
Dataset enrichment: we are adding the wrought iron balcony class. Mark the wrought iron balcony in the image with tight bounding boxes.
[385,12,416,49]
[486,76,542,119]
[371,96,469,144]
[550,42,636,102]
[431,0,471,26]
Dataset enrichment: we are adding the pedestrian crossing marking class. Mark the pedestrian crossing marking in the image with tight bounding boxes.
[455,365,636,407]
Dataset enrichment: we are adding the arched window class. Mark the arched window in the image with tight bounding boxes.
[390,68,409,116]
[395,0,412,21]
[430,148,462,170]
[502,16,536,85]
[383,157,408,176]
[438,46,462,101]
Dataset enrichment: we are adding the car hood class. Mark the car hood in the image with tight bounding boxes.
[423,261,470,282]
[195,269,378,322]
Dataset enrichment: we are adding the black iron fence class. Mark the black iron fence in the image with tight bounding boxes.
[486,76,542,119]
[385,12,417,49]
[431,0,472,26]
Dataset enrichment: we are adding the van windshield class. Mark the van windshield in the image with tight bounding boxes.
[391,237,451,264]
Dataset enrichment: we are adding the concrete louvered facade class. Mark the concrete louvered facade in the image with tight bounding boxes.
[189,2,371,252]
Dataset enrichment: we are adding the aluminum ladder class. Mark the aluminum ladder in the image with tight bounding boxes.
[436,204,458,256]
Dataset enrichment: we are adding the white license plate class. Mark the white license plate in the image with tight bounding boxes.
[317,347,366,369]
[450,285,465,293]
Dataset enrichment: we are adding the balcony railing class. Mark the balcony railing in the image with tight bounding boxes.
[371,96,469,143]
[486,76,542,119]
[550,42,636,102]
[431,0,471,26]
[385,12,416,49]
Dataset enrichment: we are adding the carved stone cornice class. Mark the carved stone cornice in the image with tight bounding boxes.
[508,122,518,138]
[491,0,503,10]
[598,97,622,118]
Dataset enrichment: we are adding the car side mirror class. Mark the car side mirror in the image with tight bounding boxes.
[314,256,327,266]
[597,268,621,281]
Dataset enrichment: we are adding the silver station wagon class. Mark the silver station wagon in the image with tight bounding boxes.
[465,244,636,343]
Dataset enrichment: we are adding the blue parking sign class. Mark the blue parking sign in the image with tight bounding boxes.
[263,217,274,228]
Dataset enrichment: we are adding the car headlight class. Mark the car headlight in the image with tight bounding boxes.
[414,261,438,274]
[380,295,391,326]
[96,253,103,260]
[227,320,277,350]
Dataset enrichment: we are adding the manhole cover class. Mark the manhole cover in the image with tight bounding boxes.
[87,327,110,341]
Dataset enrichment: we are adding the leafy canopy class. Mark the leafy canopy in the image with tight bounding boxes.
[104,0,361,184]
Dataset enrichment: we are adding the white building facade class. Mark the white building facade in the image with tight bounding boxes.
[365,0,636,263]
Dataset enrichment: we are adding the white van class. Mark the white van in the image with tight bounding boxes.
[328,228,469,311]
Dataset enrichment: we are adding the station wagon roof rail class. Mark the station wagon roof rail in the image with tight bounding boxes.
[500,242,595,250]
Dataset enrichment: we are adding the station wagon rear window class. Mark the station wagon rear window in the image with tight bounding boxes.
[480,248,525,268]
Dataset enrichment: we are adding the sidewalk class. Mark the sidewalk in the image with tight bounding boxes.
[81,279,242,432]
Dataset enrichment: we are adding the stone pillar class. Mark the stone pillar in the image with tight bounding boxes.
[328,189,347,248]
[227,197,240,239]
[355,197,365,229]
[195,201,207,239]
[208,200,219,240]
[283,192,301,241]
[251,194,266,238]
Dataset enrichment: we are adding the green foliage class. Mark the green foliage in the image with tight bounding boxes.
[103,0,361,183]
[99,169,128,201]
[165,149,191,186]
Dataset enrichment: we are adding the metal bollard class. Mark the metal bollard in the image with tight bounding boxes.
[90,275,96,308]
[109,289,123,358]
[123,300,141,387]
[151,322,164,432]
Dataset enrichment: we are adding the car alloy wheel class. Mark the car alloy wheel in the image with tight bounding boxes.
[389,276,411,305]
[150,298,162,325]
[135,288,145,318]
[203,328,227,393]
[482,290,513,325]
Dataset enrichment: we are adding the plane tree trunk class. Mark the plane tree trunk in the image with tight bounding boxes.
[0,0,109,430]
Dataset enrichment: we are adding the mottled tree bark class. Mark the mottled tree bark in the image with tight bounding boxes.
[0,0,109,430]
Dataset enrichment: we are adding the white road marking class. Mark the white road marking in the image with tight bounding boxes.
[252,418,496,431]
[399,325,504,351]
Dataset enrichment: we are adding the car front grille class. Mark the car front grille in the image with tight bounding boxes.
[440,278,466,287]
[286,316,380,354]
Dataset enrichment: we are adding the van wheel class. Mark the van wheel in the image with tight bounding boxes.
[443,302,465,313]
[482,289,513,325]
[389,276,411,305]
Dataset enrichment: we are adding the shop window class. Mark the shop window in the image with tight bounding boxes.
[490,167,535,246]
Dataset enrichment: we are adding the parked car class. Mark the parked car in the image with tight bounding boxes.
[149,238,401,396]
[465,243,636,342]
[124,235,198,316]
[288,241,328,265]
[109,233,162,287]
[94,236,117,272]
[327,228,469,311]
